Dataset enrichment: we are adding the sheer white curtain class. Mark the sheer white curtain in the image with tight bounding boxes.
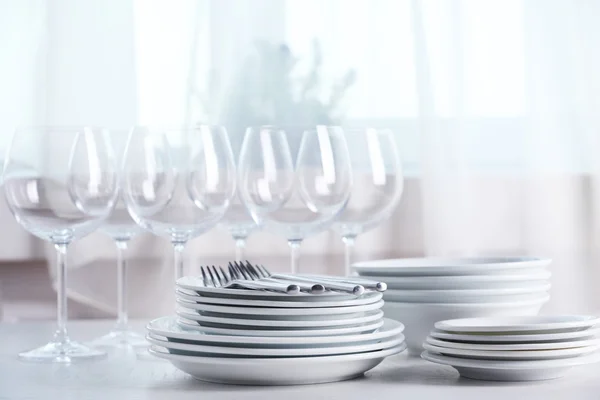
[2,0,600,317]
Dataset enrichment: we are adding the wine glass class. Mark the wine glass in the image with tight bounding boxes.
[3,126,118,362]
[219,190,259,262]
[332,128,404,276]
[122,125,236,281]
[238,125,352,273]
[89,195,146,348]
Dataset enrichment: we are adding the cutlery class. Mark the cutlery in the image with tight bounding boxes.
[228,262,325,294]
[200,265,300,294]
[245,262,365,296]
[301,274,387,292]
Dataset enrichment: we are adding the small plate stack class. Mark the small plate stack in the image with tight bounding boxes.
[146,276,406,385]
[421,316,600,381]
[352,257,552,352]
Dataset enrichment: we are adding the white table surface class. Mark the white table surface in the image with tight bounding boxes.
[1,320,599,400]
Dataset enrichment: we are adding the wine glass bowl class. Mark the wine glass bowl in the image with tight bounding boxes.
[123,126,236,279]
[3,126,118,362]
[332,128,404,275]
[238,126,352,273]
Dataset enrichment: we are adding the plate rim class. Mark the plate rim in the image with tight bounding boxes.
[430,327,600,343]
[435,315,600,333]
[421,350,600,370]
[422,342,599,359]
[149,342,407,364]
[425,336,600,351]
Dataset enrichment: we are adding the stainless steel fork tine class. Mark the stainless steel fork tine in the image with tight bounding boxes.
[228,263,240,280]
[239,262,257,280]
[218,266,230,282]
[206,266,218,287]
[257,264,270,278]
[200,266,212,287]
[210,265,223,286]
[234,262,251,280]
[244,261,261,279]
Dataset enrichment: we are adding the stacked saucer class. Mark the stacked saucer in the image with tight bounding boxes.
[421,316,600,381]
[352,257,552,352]
[146,276,406,385]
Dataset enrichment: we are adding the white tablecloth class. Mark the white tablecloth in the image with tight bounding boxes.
[1,320,599,400]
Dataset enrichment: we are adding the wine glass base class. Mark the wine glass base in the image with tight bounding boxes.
[90,330,147,349]
[19,340,106,363]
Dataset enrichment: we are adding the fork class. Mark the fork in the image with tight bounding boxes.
[228,262,325,294]
[200,265,300,294]
[243,262,366,296]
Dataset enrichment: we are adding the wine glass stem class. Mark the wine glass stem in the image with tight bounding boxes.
[288,240,302,274]
[342,236,356,277]
[173,243,186,281]
[234,237,246,262]
[114,239,129,332]
[54,243,69,343]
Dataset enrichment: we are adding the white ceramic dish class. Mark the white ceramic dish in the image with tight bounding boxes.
[150,343,406,385]
[435,315,600,334]
[177,308,384,328]
[430,327,600,343]
[370,271,551,290]
[353,257,551,276]
[176,289,383,308]
[382,296,548,353]
[176,298,384,317]
[383,285,550,303]
[176,317,384,337]
[148,322,404,357]
[149,316,400,347]
[421,350,600,381]
[177,276,364,301]
[425,336,600,351]
[423,342,598,361]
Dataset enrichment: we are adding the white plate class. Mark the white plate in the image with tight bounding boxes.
[371,271,551,290]
[177,276,366,301]
[149,343,406,385]
[148,316,401,347]
[426,336,600,351]
[353,257,551,276]
[177,308,385,328]
[430,327,600,343]
[176,317,384,337]
[148,321,404,357]
[435,315,600,334]
[175,298,384,317]
[423,342,599,360]
[421,350,600,381]
[382,296,548,353]
[383,285,550,303]
[176,289,383,308]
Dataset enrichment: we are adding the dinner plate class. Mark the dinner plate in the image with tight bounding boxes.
[176,317,384,337]
[175,289,383,308]
[426,336,600,351]
[423,342,599,361]
[148,321,404,357]
[175,299,384,317]
[369,271,551,290]
[430,327,600,343]
[421,350,600,381]
[177,276,365,301]
[435,315,600,334]
[150,343,407,385]
[383,285,550,303]
[177,308,384,328]
[149,316,400,347]
[353,257,551,276]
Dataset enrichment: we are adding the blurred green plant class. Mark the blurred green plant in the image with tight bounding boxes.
[196,40,356,136]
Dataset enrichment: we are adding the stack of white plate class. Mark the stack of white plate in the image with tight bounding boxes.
[422,316,600,381]
[145,276,406,385]
[352,257,552,352]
